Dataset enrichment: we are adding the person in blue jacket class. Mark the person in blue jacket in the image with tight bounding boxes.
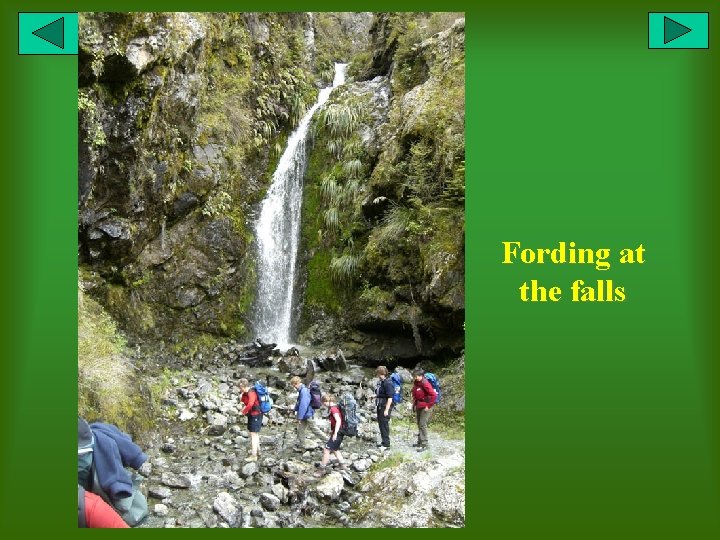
[291,376,326,450]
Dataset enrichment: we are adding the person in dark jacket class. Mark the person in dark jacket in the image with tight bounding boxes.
[238,378,262,462]
[375,366,395,449]
[291,376,326,449]
[411,368,438,451]
[78,485,129,528]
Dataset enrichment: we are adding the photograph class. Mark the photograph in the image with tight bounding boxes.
[77,11,465,528]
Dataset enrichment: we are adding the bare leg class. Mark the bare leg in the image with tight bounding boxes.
[320,448,331,466]
[251,432,259,456]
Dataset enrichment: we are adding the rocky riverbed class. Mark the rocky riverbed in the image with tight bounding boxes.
[132,345,465,528]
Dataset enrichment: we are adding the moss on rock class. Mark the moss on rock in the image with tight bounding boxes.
[298,14,465,358]
[79,12,323,348]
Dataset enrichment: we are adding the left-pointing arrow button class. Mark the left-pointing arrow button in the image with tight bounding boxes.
[32,17,64,49]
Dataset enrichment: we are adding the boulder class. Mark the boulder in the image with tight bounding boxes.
[240,461,259,479]
[313,472,344,501]
[316,349,348,372]
[259,492,281,512]
[208,424,226,436]
[352,459,372,472]
[213,492,241,527]
[277,355,308,376]
[148,486,172,500]
[160,472,191,489]
[271,483,289,504]
[221,471,246,489]
[207,411,228,431]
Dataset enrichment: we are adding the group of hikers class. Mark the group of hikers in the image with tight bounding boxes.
[238,366,439,477]
[79,365,440,527]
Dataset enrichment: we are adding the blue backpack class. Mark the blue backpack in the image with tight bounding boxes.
[424,373,441,404]
[390,372,403,404]
[254,381,273,413]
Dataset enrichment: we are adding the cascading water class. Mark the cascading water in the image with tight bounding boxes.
[253,63,347,347]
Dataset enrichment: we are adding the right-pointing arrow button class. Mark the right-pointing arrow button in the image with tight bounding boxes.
[663,16,692,44]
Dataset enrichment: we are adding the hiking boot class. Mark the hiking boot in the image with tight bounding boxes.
[377,445,389,451]
[244,455,258,462]
[412,442,423,448]
[314,467,327,478]
[416,446,427,452]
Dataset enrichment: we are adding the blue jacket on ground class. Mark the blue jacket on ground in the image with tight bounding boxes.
[294,384,313,420]
[90,423,148,500]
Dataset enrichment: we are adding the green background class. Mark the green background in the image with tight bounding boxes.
[1,0,718,536]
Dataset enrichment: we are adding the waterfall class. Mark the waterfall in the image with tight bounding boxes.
[253,63,347,347]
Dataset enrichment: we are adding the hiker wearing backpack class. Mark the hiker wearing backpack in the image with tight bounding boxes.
[375,366,395,449]
[315,393,348,476]
[291,376,326,450]
[238,378,263,462]
[411,368,438,452]
[78,485,129,528]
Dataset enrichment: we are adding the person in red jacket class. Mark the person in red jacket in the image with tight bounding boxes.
[411,368,437,452]
[314,393,348,477]
[238,378,262,462]
[78,485,129,528]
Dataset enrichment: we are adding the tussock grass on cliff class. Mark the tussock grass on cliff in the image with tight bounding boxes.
[78,281,136,430]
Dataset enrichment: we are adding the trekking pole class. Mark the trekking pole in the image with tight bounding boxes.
[407,403,414,446]
[282,408,293,450]
[405,404,412,445]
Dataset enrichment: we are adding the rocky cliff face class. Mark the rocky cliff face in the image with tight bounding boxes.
[78,12,463,364]
[298,14,465,363]
[78,13,320,344]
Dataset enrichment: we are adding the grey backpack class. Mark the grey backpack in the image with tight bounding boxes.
[338,393,359,436]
